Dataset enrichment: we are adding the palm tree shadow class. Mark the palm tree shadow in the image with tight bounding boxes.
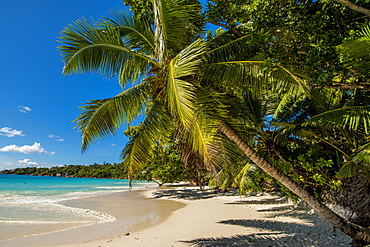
[225,196,290,205]
[225,197,314,219]
[182,218,352,246]
[152,189,238,200]
[257,205,292,211]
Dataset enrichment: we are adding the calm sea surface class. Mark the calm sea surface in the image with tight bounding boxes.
[0,174,155,242]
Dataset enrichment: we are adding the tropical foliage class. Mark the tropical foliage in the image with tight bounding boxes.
[58,0,370,243]
[124,125,196,184]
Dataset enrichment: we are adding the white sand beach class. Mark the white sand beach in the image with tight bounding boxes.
[1,187,353,247]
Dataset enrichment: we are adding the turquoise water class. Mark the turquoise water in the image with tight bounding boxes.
[0,174,150,196]
[0,174,155,241]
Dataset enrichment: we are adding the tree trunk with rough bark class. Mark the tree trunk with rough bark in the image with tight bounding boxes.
[324,174,370,227]
[217,121,370,244]
[334,0,370,16]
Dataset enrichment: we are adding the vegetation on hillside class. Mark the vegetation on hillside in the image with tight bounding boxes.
[1,163,128,178]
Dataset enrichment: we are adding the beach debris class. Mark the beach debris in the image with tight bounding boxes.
[124,232,130,236]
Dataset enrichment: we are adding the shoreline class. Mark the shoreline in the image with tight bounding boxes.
[1,187,353,247]
[0,189,184,247]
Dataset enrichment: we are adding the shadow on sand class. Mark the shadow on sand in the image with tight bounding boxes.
[152,189,238,200]
[152,189,352,246]
[182,217,350,247]
[151,190,353,247]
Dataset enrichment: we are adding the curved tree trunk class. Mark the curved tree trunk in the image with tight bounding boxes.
[218,121,370,243]
[334,0,370,16]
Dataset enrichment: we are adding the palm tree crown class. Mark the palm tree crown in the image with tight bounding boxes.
[58,0,215,177]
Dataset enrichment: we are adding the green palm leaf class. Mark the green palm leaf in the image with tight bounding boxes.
[204,61,307,100]
[206,32,254,63]
[336,161,361,178]
[100,9,155,53]
[234,163,261,194]
[74,82,152,150]
[183,118,213,162]
[338,23,370,76]
[166,38,205,128]
[302,106,370,134]
[353,142,370,167]
[208,129,247,178]
[337,142,370,178]
[58,17,158,87]
[121,101,173,178]
[273,90,307,120]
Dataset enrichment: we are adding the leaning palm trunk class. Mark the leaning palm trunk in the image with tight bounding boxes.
[218,121,370,243]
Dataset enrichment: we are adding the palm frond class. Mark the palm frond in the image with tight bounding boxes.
[58,17,158,87]
[271,120,351,158]
[352,142,370,169]
[100,9,155,53]
[204,61,264,97]
[204,61,307,99]
[195,86,229,121]
[121,101,173,178]
[358,24,370,41]
[208,130,246,175]
[191,87,235,174]
[234,163,261,194]
[336,140,370,178]
[336,161,361,178]
[338,23,370,76]
[206,32,254,63]
[175,113,216,174]
[74,82,152,150]
[191,118,215,161]
[272,88,327,124]
[302,106,370,134]
[166,39,205,128]
[273,90,307,120]
[174,87,229,175]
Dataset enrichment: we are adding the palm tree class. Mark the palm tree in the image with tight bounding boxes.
[196,18,370,243]
[58,0,215,180]
[208,35,370,242]
[58,0,370,242]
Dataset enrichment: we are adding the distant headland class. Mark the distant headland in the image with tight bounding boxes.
[0,163,129,179]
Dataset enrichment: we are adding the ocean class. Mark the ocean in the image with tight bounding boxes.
[0,174,156,242]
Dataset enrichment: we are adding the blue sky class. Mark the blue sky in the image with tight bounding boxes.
[0,1,133,170]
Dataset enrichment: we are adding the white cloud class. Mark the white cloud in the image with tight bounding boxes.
[0,127,25,137]
[110,143,116,146]
[0,142,47,154]
[0,162,14,171]
[18,158,38,166]
[49,151,56,155]
[48,134,64,142]
[18,105,32,113]
[48,134,59,138]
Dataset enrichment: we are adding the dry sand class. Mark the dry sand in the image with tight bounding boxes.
[1,187,353,247]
